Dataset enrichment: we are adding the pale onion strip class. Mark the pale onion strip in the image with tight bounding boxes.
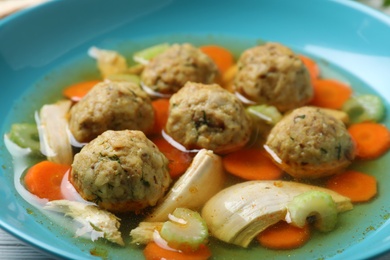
[161,130,199,153]
[201,180,353,248]
[145,149,226,222]
[38,100,73,165]
[140,81,172,99]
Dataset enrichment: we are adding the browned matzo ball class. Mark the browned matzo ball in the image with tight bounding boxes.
[70,130,171,213]
[234,42,313,112]
[141,43,218,95]
[69,81,154,143]
[264,106,355,179]
[165,82,252,154]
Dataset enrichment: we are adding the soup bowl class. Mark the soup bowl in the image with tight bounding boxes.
[1,0,390,259]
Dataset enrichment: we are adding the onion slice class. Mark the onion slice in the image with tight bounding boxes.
[37,100,73,165]
[201,180,353,248]
[145,149,226,222]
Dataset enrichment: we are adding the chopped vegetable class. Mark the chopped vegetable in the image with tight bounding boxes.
[200,45,234,74]
[44,200,124,246]
[285,191,338,232]
[133,43,170,65]
[348,122,390,159]
[201,180,352,248]
[141,84,173,99]
[131,208,209,253]
[8,123,42,155]
[24,160,70,201]
[145,149,225,222]
[88,46,128,78]
[130,222,164,245]
[246,104,282,125]
[152,137,193,179]
[256,221,310,250]
[326,170,377,203]
[298,55,320,81]
[63,80,101,102]
[310,79,352,109]
[342,94,385,124]
[151,98,170,135]
[38,100,73,165]
[160,208,209,252]
[222,148,283,180]
[143,242,211,260]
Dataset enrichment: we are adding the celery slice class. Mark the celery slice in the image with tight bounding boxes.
[286,191,338,232]
[342,94,385,123]
[246,104,282,125]
[133,43,170,65]
[160,208,208,252]
[9,123,41,154]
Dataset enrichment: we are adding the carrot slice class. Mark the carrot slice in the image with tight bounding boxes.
[63,80,101,101]
[152,98,170,135]
[310,79,352,109]
[348,122,390,160]
[257,221,311,250]
[143,242,211,260]
[222,148,283,180]
[325,170,377,203]
[298,55,320,81]
[152,137,193,179]
[200,45,234,74]
[24,160,71,201]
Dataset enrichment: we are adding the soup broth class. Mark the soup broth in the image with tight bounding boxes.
[3,35,390,260]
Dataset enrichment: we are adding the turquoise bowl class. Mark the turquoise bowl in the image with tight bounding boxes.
[1,0,390,259]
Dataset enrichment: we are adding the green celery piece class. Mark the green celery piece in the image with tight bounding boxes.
[160,208,208,252]
[342,94,385,123]
[286,191,338,232]
[246,104,282,125]
[9,123,41,153]
[133,43,170,64]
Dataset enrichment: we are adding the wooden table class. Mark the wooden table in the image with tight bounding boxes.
[0,229,55,260]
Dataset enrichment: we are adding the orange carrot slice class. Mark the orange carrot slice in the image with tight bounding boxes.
[152,137,193,179]
[326,170,377,203]
[143,242,211,260]
[257,221,311,250]
[152,98,170,135]
[299,55,320,81]
[348,122,390,160]
[310,79,352,109]
[63,80,101,101]
[24,160,71,201]
[200,45,234,74]
[222,148,283,180]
